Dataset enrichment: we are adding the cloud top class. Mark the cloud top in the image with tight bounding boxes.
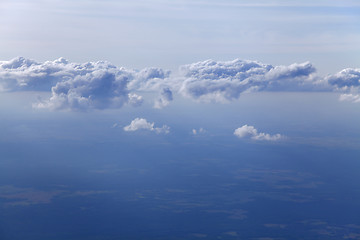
[234,125,283,141]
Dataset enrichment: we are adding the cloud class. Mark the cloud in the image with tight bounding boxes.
[178,59,320,102]
[192,128,206,135]
[0,57,172,111]
[35,70,132,111]
[4,57,359,109]
[0,57,125,92]
[154,87,173,109]
[326,68,360,102]
[127,67,171,91]
[327,68,360,89]
[234,125,283,141]
[123,118,170,134]
[128,93,144,107]
[339,93,360,103]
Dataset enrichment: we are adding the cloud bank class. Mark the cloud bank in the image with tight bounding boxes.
[1,57,359,110]
[234,125,283,141]
[123,118,170,134]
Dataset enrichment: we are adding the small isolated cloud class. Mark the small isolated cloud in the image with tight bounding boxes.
[192,128,206,135]
[123,118,170,134]
[178,59,319,102]
[154,87,173,109]
[234,125,283,141]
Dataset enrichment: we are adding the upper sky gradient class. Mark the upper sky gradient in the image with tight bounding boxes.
[0,0,359,73]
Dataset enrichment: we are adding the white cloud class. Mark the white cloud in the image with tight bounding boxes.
[35,70,131,111]
[339,93,360,103]
[4,57,360,110]
[234,125,283,141]
[127,68,171,91]
[178,59,321,102]
[326,68,360,102]
[123,118,170,134]
[128,93,144,107]
[0,57,171,111]
[0,57,125,92]
[327,68,360,89]
[154,87,173,109]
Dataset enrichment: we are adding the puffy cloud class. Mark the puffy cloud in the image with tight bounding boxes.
[326,68,360,102]
[127,67,171,91]
[0,57,172,111]
[234,125,283,141]
[0,57,123,92]
[35,70,132,111]
[4,56,360,109]
[154,87,173,109]
[327,68,360,89]
[123,118,170,134]
[178,59,319,102]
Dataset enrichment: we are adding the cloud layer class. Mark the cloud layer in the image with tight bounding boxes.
[1,57,359,110]
[123,118,170,134]
[234,125,283,141]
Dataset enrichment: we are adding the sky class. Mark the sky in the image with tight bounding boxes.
[1,1,360,239]
[1,0,360,73]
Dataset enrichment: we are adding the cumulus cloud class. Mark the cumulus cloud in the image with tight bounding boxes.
[178,59,320,102]
[0,57,123,92]
[123,118,170,134]
[127,67,171,91]
[35,70,132,111]
[154,87,173,109]
[4,56,360,109]
[326,68,360,102]
[234,125,283,141]
[327,68,360,89]
[0,57,173,111]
